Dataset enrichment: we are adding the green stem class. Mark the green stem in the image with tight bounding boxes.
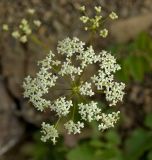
[72,103,76,120]
[30,34,49,51]
[77,93,88,103]
[55,118,61,129]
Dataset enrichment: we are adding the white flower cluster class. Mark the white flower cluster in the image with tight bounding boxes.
[78,101,101,122]
[77,46,100,68]
[3,10,41,43]
[12,18,32,43]
[51,97,73,117]
[64,120,84,134]
[98,111,120,130]
[41,122,58,144]
[23,37,125,144]
[79,5,118,38]
[79,82,94,96]
[105,82,125,106]
[59,58,82,80]
[23,51,58,111]
[100,51,121,74]
[57,37,85,58]
[91,51,124,106]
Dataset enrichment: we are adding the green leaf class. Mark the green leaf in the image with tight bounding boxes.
[135,32,151,52]
[128,55,145,81]
[144,113,152,129]
[107,44,125,55]
[105,130,120,146]
[67,144,95,160]
[148,151,152,160]
[126,42,137,53]
[116,59,130,82]
[94,148,123,160]
[90,139,104,148]
[125,129,152,160]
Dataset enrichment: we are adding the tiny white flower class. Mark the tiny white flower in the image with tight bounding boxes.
[12,31,20,39]
[80,16,89,24]
[2,24,9,31]
[94,6,101,13]
[27,8,35,15]
[19,19,32,35]
[100,29,108,38]
[84,27,88,31]
[79,6,85,12]
[20,35,27,43]
[33,20,41,27]
[109,12,118,20]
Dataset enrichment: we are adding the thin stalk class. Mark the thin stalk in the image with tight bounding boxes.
[55,118,61,128]
[72,102,76,120]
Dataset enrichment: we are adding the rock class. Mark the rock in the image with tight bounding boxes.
[0,79,24,156]
[1,41,25,98]
[21,101,51,126]
[110,13,152,43]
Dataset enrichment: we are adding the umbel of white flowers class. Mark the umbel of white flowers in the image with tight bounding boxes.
[23,37,125,144]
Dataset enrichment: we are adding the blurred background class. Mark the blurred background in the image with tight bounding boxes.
[0,0,152,160]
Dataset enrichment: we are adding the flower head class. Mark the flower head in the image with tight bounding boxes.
[23,37,125,144]
[79,6,118,39]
